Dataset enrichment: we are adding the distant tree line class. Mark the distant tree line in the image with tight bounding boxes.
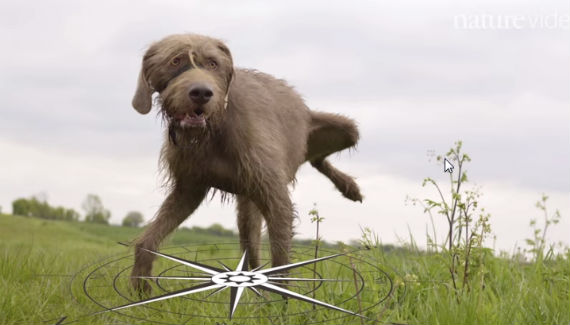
[11,193,144,227]
[8,194,241,237]
[12,196,80,221]
[190,223,235,237]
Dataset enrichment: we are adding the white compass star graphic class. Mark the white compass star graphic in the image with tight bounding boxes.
[105,245,363,320]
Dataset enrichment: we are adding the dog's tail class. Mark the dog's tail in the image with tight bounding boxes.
[306,111,363,202]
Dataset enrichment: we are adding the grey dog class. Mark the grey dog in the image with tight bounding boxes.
[130,34,362,293]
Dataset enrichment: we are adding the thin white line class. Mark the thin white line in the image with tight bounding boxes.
[259,282,361,317]
[259,254,342,275]
[267,277,347,282]
[142,248,221,275]
[131,276,211,281]
[109,283,225,312]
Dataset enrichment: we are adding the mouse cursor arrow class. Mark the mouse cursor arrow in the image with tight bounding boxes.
[443,158,454,173]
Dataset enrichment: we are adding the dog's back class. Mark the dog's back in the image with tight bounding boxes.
[227,68,361,200]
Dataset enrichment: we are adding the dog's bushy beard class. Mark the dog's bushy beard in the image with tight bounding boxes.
[157,99,224,149]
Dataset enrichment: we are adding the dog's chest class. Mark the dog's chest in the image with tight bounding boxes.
[204,156,241,193]
[180,150,241,194]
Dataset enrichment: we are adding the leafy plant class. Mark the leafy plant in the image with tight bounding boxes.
[408,141,492,295]
[525,194,561,262]
[309,203,324,303]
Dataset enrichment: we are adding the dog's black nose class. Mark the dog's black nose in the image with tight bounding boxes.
[188,84,213,104]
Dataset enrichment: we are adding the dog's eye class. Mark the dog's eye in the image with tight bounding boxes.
[206,59,218,70]
[170,57,181,66]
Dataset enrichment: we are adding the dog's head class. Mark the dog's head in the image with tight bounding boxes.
[132,34,234,135]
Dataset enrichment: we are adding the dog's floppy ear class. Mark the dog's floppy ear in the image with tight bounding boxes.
[217,41,234,85]
[132,66,153,114]
[217,41,234,110]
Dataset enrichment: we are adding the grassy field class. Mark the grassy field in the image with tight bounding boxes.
[1,213,568,325]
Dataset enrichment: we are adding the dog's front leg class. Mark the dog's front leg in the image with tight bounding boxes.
[130,184,207,294]
[254,185,294,268]
[236,195,263,269]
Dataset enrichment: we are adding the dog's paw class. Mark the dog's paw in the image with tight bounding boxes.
[342,179,363,202]
[130,275,153,297]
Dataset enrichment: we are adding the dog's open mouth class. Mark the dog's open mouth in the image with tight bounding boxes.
[173,109,206,128]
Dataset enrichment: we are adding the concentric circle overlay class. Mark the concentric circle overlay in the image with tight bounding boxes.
[66,243,400,325]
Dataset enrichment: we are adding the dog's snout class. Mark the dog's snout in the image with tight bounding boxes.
[188,84,213,104]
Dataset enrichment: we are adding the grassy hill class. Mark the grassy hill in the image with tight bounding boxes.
[1,214,568,325]
[0,214,240,324]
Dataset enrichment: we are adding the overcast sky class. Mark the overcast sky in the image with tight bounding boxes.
[1,0,568,252]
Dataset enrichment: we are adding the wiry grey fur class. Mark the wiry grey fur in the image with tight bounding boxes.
[130,34,362,293]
